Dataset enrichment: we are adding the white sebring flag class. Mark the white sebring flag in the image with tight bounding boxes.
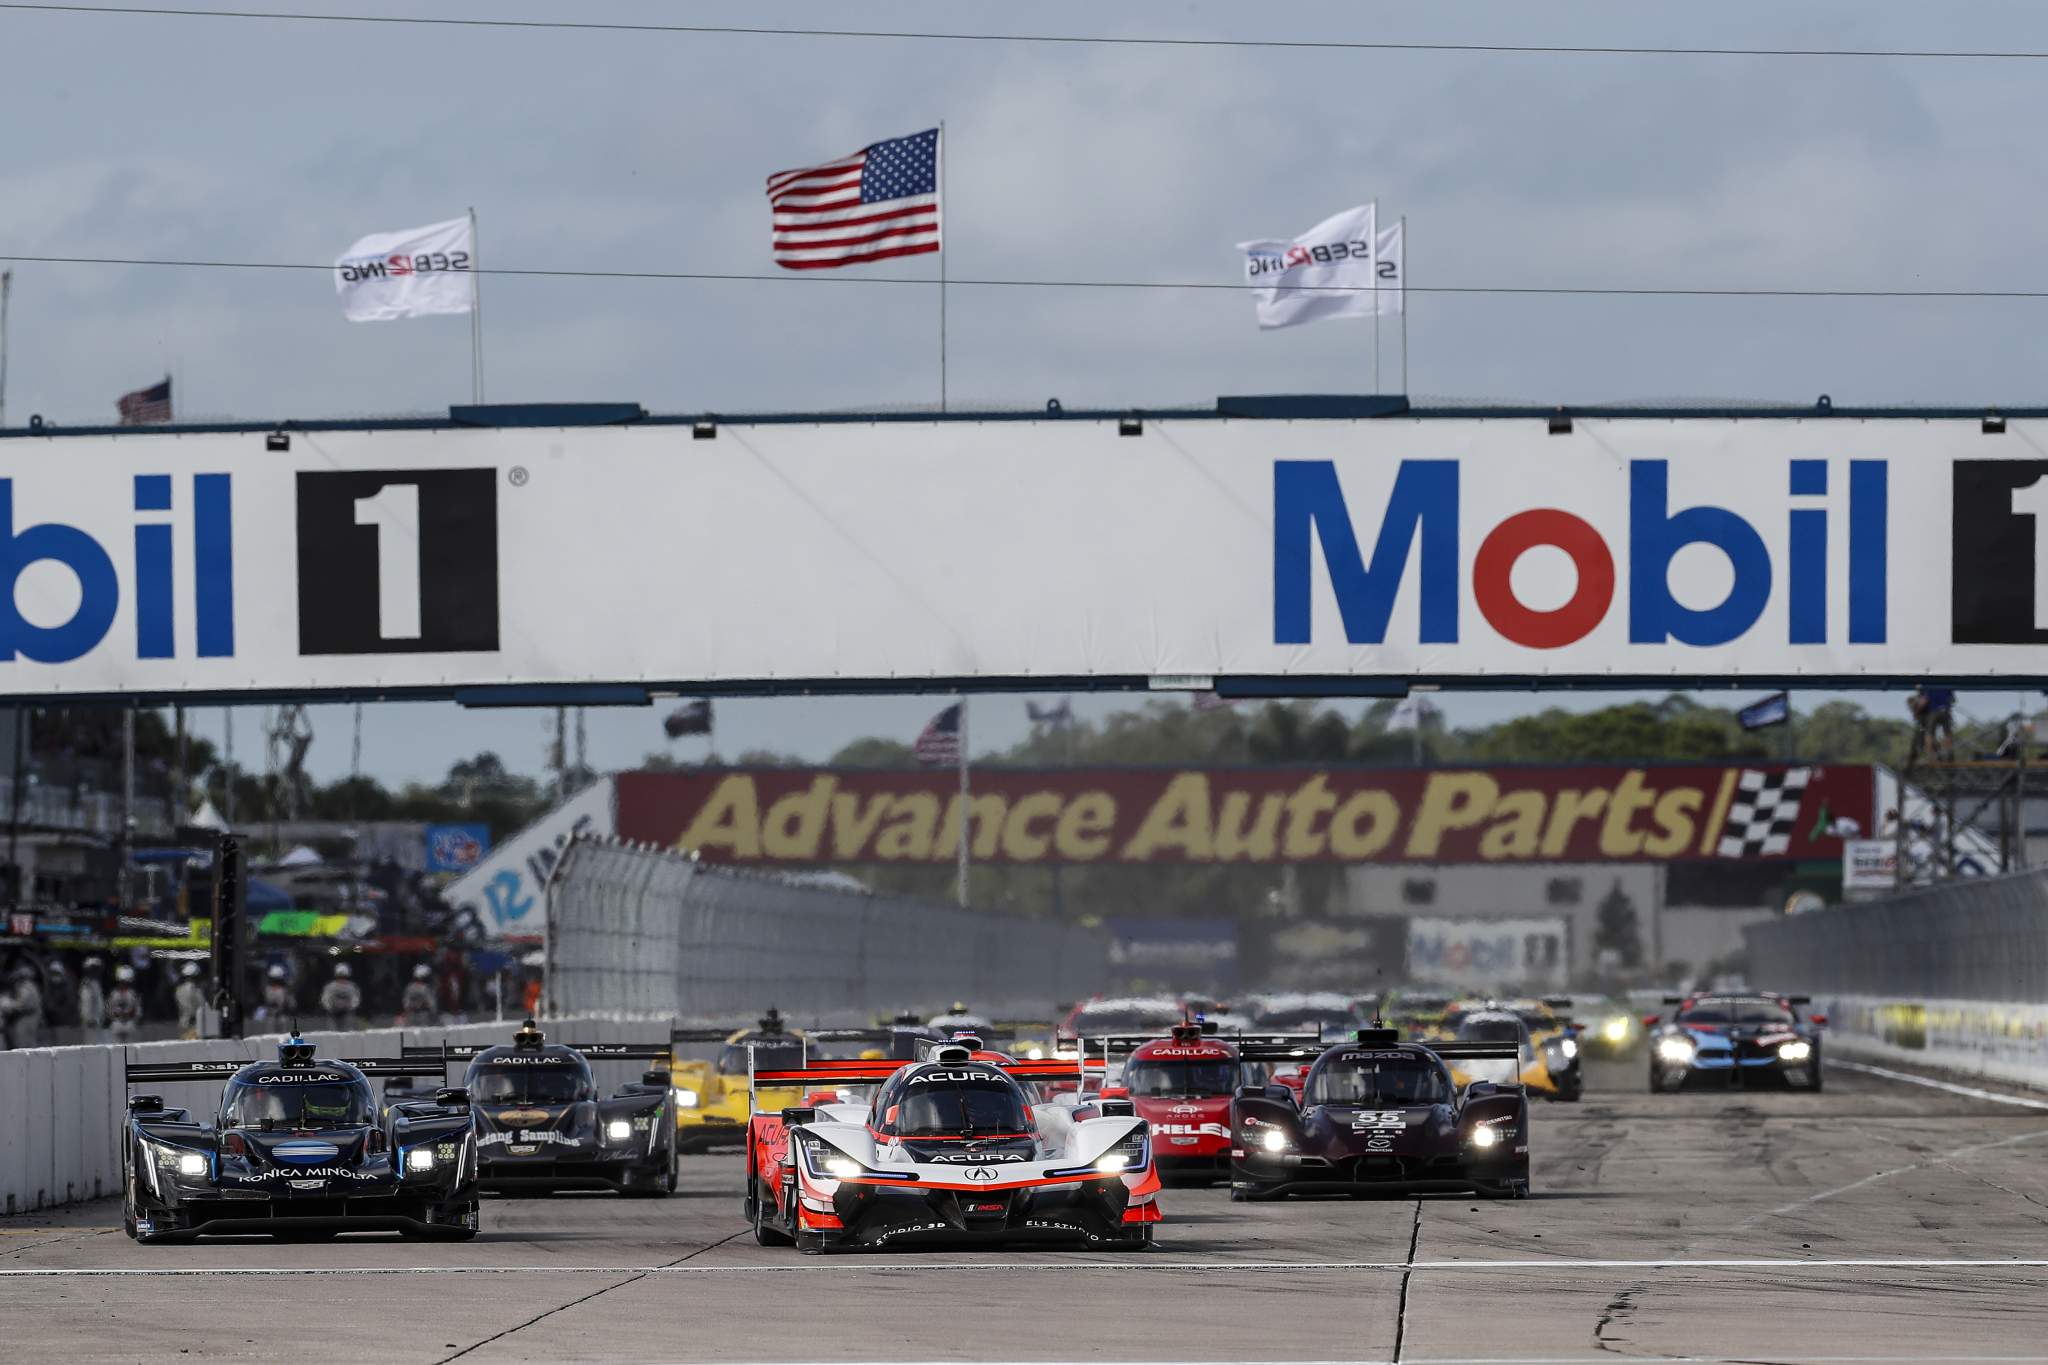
[1375,219,1404,316]
[334,216,475,322]
[1238,203,1378,330]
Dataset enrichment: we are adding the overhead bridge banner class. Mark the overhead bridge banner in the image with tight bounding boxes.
[614,764,1872,867]
[0,417,2040,695]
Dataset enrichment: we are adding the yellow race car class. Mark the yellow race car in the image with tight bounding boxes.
[669,1012,939,1151]
[1440,1005,1583,1102]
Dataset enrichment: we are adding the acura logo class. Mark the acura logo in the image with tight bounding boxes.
[966,1166,997,1182]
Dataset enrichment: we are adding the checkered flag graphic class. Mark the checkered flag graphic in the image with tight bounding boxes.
[1714,768,1812,858]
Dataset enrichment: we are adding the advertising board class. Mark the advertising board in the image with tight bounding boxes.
[4,415,2048,697]
[1841,838,1898,893]
[1407,916,1570,989]
[614,764,1871,867]
[443,779,613,940]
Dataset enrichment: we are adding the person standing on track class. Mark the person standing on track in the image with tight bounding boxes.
[320,962,362,1031]
[106,964,143,1043]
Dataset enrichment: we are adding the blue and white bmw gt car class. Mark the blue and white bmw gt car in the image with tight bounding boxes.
[1646,993,1824,1092]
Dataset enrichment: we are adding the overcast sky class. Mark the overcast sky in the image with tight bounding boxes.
[5,2,2047,782]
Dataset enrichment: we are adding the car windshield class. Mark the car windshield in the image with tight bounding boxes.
[1459,1020,1525,1044]
[1124,1059,1237,1097]
[1308,1057,1451,1107]
[892,1077,1031,1135]
[223,1079,374,1129]
[468,1065,587,1105]
[1680,1001,1795,1026]
[718,1038,805,1076]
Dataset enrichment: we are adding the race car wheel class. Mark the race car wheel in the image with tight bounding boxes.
[1805,1064,1824,1093]
[795,1227,832,1256]
[1648,1065,1666,1094]
[1228,1180,1277,1202]
[752,1178,794,1247]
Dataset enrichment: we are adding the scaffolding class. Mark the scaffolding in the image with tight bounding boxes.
[1890,749,2031,888]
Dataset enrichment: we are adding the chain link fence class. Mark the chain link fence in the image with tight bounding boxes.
[545,838,1109,1022]
[1744,866,2048,999]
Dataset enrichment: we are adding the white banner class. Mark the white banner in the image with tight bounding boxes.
[446,778,614,940]
[1407,916,1568,989]
[5,416,2048,695]
[334,216,475,322]
[1239,203,1384,330]
[1841,839,1897,893]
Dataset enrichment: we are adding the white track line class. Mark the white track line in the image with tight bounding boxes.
[1741,1118,2048,1224]
[8,1255,2048,1277]
[1832,1058,2048,1109]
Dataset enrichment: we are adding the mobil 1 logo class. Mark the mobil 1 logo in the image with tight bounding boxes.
[296,469,498,655]
[1953,460,2048,643]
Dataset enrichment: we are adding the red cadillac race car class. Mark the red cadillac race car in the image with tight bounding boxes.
[1085,1023,1320,1185]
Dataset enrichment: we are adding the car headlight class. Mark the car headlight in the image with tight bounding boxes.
[1095,1153,1128,1173]
[406,1147,435,1172]
[1603,1017,1629,1043]
[605,1119,633,1142]
[1260,1128,1288,1152]
[1469,1123,1499,1149]
[823,1156,862,1179]
[176,1151,208,1178]
[1559,1037,1579,1060]
[1778,1040,1813,1062]
[673,1087,699,1108]
[1656,1037,1696,1063]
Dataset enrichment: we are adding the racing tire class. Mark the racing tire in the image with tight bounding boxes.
[1228,1180,1278,1202]
[752,1175,794,1247]
[1114,1226,1156,1251]
[1648,1065,1666,1094]
[1805,1064,1824,1093]
[795,1227,831,1256]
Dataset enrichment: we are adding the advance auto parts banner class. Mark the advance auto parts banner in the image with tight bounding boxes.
[614,764,1872,867]
[6,417,2048,698]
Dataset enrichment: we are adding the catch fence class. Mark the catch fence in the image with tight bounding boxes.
[544,838,1109,1022]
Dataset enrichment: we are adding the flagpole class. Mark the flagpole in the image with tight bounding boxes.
[0,269,11,429]
[468,206,485,405]
[937,122,947,413]
[1371,200,1381,395]
[1399,214,1410,395]
[956,696,969,907]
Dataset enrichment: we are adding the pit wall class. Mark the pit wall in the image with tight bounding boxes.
[1814,994,2048,1093]
[0,1016,655,1216]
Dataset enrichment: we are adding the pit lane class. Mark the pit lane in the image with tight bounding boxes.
[7,1056,2048,1364]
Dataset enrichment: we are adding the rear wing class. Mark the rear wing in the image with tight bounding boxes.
[125,1056,453,1084]
[1079,1031,1322,1060]
[1421,1043,1523,1062]
[400,1041,670,1066]
[1233,1041,1333,1065]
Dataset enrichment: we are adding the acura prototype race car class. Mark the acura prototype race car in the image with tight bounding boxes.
[404,1021,676,1194]
[744,1042,1162,1252]
[122,1036,479,1243]
[1229,1030,1530,1200]
[1647,992,1825,1092]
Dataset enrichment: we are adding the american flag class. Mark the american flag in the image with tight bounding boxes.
[767,127,941,270]
[116,377,172,426]
[914,702,963,767]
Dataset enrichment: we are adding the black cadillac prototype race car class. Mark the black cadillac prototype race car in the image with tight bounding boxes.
[122,1036,479,1243]
[404,1020,676,1194]
[1646,992,1825,1092]
[1229,1029,1530,1200]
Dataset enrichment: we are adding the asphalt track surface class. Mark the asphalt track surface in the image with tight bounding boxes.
[8,1056,2048,1364]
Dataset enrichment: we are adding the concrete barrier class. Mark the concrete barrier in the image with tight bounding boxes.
[1814,992,2048,1092]
[0,1015,669,1217]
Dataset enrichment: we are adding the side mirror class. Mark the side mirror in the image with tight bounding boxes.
[433,1087,471,1108]
[128,1094,164,1114]
[1265,1083,1297,1103]
[641,1069,669,1087]
[1235,1084,1267,1101]
[1809,1014,1828,1028]
[1098,1098,1136,1118]
[1101,1084,1129,1100]
[1466,1081,1499,1099]
[780,1105,818,1126]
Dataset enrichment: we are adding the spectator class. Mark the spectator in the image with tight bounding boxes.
[400,964,437,1025]
[521,970,543,1018]
[173,962,206,1040]
[319,962,362,1031]
[106,965,143,1042]
[436,952,469,1025]
[1908,685,1956,762]
[77,956,107,1043]
[257,964,293,1024]
[3,962,45,1048]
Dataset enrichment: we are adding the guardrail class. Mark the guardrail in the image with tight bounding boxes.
[0,1016,662,1216]
[544,838,1110,1019]
[1813,993,2048,1093]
